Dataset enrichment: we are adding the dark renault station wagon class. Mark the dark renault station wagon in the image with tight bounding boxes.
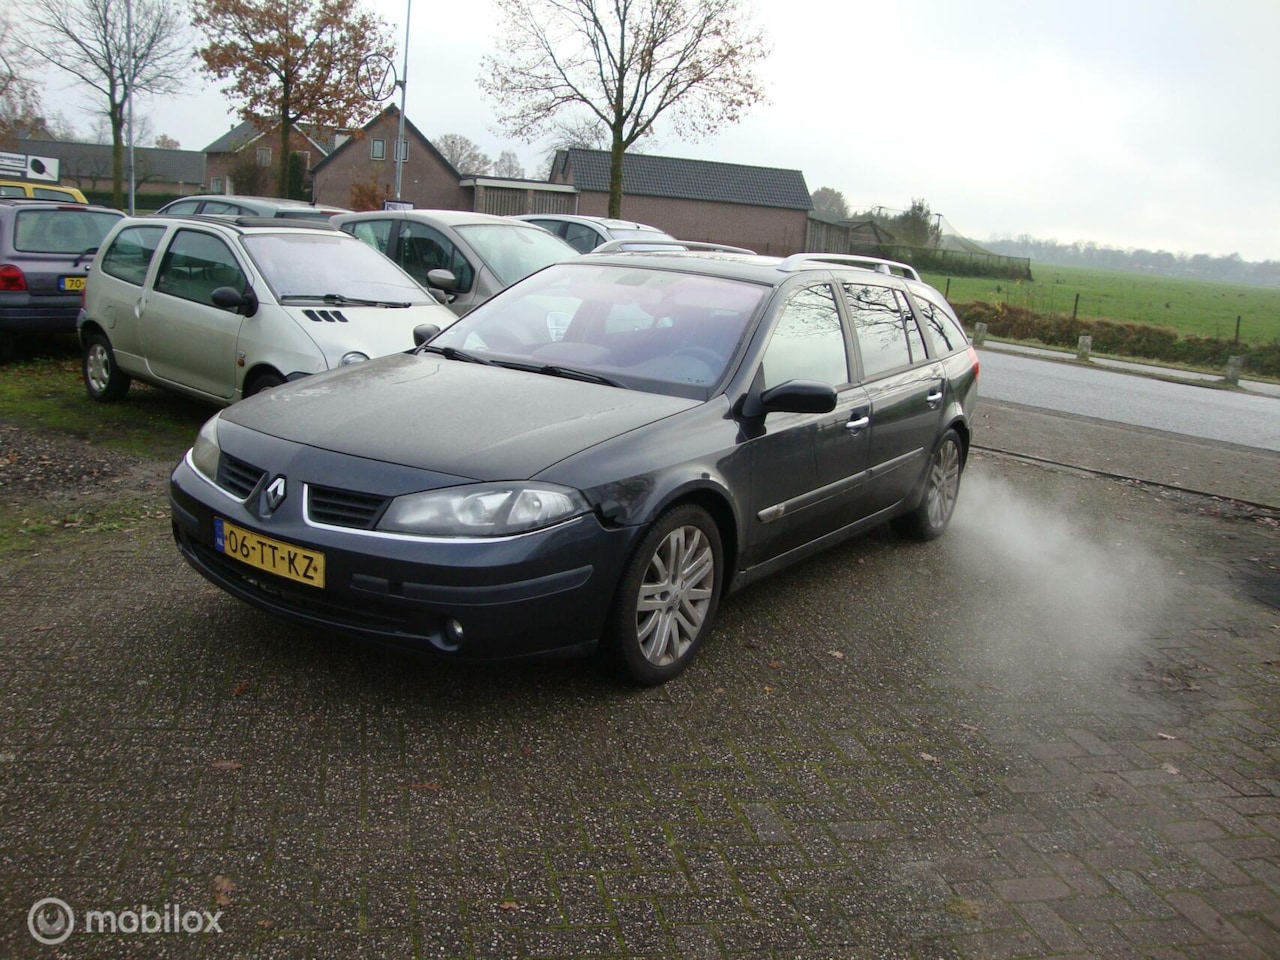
[170,251,979,685]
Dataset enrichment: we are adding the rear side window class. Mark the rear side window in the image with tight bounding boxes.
[32,187,81,201]
[562,222,601,253]
[101,225,167,285]
[154,230,246,305]
[12,209,122,254]
[843,283,918,379]
[162,200,200,215]
[913,293,969,355]
[0,184,26,197]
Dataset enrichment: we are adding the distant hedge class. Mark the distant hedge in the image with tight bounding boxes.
[955,300,1280,379]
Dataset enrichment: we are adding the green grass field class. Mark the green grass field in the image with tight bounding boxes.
[921,264,1280,346]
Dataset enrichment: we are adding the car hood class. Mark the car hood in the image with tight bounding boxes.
[284,302,455,366]
[221,352,700,479]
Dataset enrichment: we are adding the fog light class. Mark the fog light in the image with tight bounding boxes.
[446,619,465,643]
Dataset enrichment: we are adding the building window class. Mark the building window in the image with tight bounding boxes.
[210,177,223,194]
[395,139,408,162]
[371,138,386,160]
[256,146,272,167]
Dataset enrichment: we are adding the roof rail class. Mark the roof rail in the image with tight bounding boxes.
[590,238,757,255]
[775,253,920,281]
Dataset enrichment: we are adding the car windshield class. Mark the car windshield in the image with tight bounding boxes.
[429,262,768,397]
[453,223,577,286]
[242,233,432,304]
[13,209,122,254]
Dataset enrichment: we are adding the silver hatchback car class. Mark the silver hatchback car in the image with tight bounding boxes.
[334,209,578,316]
[78,214,455,405]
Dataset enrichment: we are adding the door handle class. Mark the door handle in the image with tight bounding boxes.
[845,415,870,432]
[926,389,943,408]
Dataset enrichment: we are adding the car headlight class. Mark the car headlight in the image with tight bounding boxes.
[378,483,588,537]
[340,351,369,366]
[190,414,221,481]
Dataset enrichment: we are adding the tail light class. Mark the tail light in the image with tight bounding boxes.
[967,345,980,381]
[0,264,28,291]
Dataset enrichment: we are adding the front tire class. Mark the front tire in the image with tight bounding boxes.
[244,371,284,397]
[603,504,724,686]
[893,428,963,541]
[83,332,130,402]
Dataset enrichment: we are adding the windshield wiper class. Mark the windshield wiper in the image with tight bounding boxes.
[280,293,411,308]
[72,246,99,268]
[418,344,493,365]
[495,360,622,388]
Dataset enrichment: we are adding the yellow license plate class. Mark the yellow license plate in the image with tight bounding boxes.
[215,518,325,588]
[60,276,86,291]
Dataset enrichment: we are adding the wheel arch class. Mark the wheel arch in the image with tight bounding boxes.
[649,483,741,590]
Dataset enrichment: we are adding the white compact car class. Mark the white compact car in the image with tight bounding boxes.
[78,215,456,405]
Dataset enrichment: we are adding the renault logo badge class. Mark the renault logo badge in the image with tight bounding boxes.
[264,476,287,511]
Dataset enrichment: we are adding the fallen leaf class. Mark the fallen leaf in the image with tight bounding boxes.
[920,753,940,763]
[258,919,274,929]
[828,650,845,660]
[762,685,774,695]
[959,722,979,732]
[32,625,53,632]
[1162,763,1180,776]
[210,760,243,771]
[231,681,250,697]
[212,875,237,907]
[1157,732,1178,741]
[499,901,521,913]
[768,660,784,670]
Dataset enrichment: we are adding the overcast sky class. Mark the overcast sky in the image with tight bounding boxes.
[39,0,1280,261]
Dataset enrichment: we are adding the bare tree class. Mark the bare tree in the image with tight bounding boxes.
[537,113,608,179]
[481,0,768,216]
[24,0,191,207]
[434,133,491,176]
[0,10,42,147]
[493,150,525,179]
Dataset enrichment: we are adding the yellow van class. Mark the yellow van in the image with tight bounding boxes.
[0,179,89,203]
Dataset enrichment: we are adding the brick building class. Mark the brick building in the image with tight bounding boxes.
[548,148,813,256]
[203,121,343,197]
[311,106,471,211]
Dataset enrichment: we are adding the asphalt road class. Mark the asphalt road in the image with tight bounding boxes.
[976,349,1280,452]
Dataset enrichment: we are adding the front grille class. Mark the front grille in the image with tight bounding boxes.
[308,485,389,529]
[216,453,266,499]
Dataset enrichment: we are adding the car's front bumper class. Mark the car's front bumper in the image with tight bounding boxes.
[169,455,640,660]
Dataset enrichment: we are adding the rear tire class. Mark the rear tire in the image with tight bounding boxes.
[892,428,963,542]
[601,504,723,686]
[82,331,130,402]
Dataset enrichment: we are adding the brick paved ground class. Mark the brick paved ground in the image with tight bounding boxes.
[1,435,1278,958]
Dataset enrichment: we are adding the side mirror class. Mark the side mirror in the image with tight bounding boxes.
[426,268,456,292]
[413,323,441,347]
[758,379,838,415]
[211,285,258,317]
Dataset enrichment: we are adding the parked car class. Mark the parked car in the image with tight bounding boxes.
[0,198,124,359]
[0,180,90,203]
[154,195,350,220]
[78,214,455,405]
[511,213,676,253]
[169,250,979,685]
[333,209,577,315]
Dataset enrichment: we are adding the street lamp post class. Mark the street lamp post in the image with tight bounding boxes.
[393,0,411,200]
[125,0,135,214]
